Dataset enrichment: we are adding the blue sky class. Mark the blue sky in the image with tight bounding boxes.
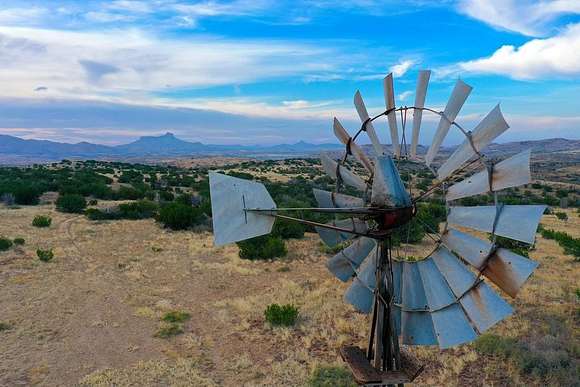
[0,0,578,145]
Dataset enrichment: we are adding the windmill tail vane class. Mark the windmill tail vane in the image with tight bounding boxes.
[208,69,543,386]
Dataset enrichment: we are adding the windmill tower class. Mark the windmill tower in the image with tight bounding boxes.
[209,70,543,386]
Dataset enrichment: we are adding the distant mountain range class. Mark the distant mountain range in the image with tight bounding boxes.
[0,132,578,165]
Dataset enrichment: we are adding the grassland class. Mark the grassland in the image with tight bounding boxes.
[0,156,578,386]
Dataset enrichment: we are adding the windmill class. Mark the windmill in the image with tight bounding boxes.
[209,69,544,386]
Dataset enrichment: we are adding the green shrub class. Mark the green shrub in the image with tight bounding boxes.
[264,303,299,326]
[154,323,183,338]
[237,235,287,260]
[56,194,86,213]
[32,215,52,228]
[162,311,191,323]
[88,199,98,206]
[493,235,530,257]
[555,211,568,221]
[308,365,356,387]
[273,218,305,239]
[37,248,54,262]
[85,208,119,220]
[157,202,204,230]
[0,322,11,331]
[13,185,40,205]
[539,226,580,260]
[0,237,13,251]
[118,200,158,219]
[13,238,25,245]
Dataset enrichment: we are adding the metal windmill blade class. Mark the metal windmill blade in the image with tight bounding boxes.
[208,68,544,386]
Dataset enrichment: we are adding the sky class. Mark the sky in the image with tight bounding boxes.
[0,0,578,145]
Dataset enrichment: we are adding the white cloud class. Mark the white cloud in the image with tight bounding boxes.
[442,23,580,80]
[0,26,340,101]
[397,90,413,102]
[457,0,580,37]
[389,59,416,77]
[0,7,46,25]
[108,0,154,14]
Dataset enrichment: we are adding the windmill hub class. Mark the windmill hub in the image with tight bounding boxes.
[378,205,415,232]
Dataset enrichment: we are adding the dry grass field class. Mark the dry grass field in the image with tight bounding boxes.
[0,202,578,386]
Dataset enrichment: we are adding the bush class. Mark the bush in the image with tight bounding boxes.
[157,202,204,230]
[118,200,158,219]
[37,248,54,262]
[56,194,86,213]
[88,199,98,206]
[32,215,52,228]
[154,323,183,338]
[13,185,40,205]
[493,235,530,257]
[0,237,13,251]
[273,218,305,239]
[85,208,118,220]
[162,311,191,323]
[539,226,580,260]
[308,365,356,387]
[264,303,299,326]
[13,238,25,245]
[237,235,287,260]
[555,211,568,221]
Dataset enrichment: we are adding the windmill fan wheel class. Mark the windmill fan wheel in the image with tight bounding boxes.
[208,69,543,386]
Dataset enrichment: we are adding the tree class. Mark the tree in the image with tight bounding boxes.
[56,194,87,213]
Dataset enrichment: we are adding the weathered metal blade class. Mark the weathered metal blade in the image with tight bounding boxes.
[209,172,276,246]
[460,282,513,334]
[320,153,367,191]
[326,237,376,282]
[417,259,456,311]
[441,228,492,269]
[401,262,428,311]
[442,229,539,297]
[354,90,385,156]
[383,73,399,157]
[316,218,368,247]
[484,248,539,298]
[447,205,546,244]
[431,304,477,349]
[333,117,374,172]
[371,156,412,207]
[401,311,437,345]
[431,246,476,297]
[447,149,531,201]
[411,70,430,158]
[312,188,364,209]
[425,79,472,167]
[344,251,377,314]
[392,261,403,336]
[438,105,509,180]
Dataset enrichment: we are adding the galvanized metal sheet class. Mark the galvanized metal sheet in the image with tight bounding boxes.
[327,237,376,282]
[411,70,430,158]
[401,311,437,345]
[371,156,412,207]
[438,105,509,180]
[431,304,477,349]
[431,246,476,297]
[460,282,513,334]
[401,262,428,310]
[441,228,493,269]
[484,248,539,298]
[320,152,367,191]
[312,188,364,209]
[333,118,374,172]
[344,252,377,314]
[447,205,546,244]
[315,218,367,247]
[425,79,472,167]
[447,149,531,201]
[354,90,384,156]
[383,73,399,157]
[209,172,276,246]
[417,258,456,311]
[392,261,403,336]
